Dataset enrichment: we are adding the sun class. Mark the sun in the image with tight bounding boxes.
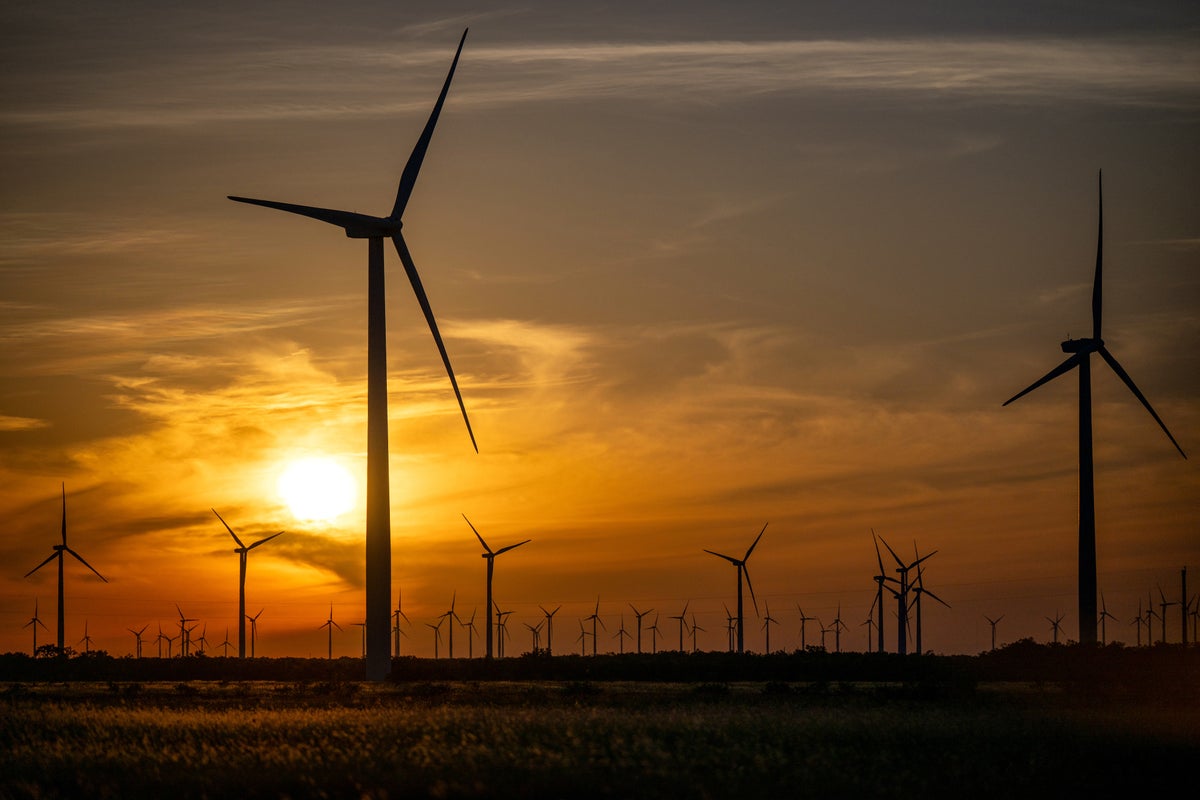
[277,457,357,522]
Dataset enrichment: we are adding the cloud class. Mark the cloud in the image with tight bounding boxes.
[0,415,49,432]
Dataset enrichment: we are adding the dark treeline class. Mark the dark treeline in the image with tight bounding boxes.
[1,639,1196,697]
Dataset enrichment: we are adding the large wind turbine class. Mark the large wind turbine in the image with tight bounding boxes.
[213,509,283,659]
[23,484,107,652]
[229,30,477,681]
[704,523,767,653]
[463,514,529,659]
[1003,172,1187,646]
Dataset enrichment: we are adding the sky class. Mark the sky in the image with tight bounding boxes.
[1,1,1197,659]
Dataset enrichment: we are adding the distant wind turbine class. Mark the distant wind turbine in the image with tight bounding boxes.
[876,533,934,655]
[647,614,661,654]
[670,601,690,653]
[230,30,477,681]
[25,599,49,655]
[320,604,342,659]
[613,615,630,654]
[246,608,264,657]
[689,613,705,653]
[1047,611,1066,644]
[213,509,283,659]
[77,620,94,654]
[585,597,606,656]
[796,606,814,651]
[1098,593,1116,646]
[762,602,779,653]
[127,624,149,659]
[439,592,460,658]
[23,484,108,652]
[908,551,949,655]
[463,608,478,658]
[426,619,444,659]
[175,604,197,657]
[1156,585,1177,644]
[983,614,1004,651]
[704,523,767,653]
[464,515,529,660]
[1003,172,1187,646]
[539,605,561,656]
[393,590,411,657]
[629,604,652,654]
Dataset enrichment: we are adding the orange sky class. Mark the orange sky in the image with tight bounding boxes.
[2,2,1198,658]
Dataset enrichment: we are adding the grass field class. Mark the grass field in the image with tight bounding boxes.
[3,680,1198,799]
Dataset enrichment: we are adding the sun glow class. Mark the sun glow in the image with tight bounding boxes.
[277,457,357,522]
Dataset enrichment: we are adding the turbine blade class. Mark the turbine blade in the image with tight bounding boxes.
[871,529,885,575]
[1097,346,1187,458]
[462,514,492,553]
[212,508,245,549]
[704,549,739,566]
[924,588,952,609]
[65,548,107,582]
[60,484,67,545]
[876,534,904,569]
[1002,354,1080,406]
[247,531,286,550]
[744,522,768,560]
[227,196,376,230]
[494,539,531,556]
[393,233,477,452]
[23,551,59,578]
[743,565,760,617]
[1093,170,1103,340]
[391,29,469,219]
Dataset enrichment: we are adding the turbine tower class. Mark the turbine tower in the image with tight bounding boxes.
[23,484,108,652]
[229,30,477,681]
[704,523,767,653]
[463,514,530,659]
[1003,172,1187,645]
[213,509,283,659]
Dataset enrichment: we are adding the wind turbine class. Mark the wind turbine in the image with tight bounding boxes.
[722,603,736,652]
[870,530,899,653]
[175,604,197,657]
[689,613,705,653]
[25,599,49,655]
[1047,611,1066,644]
[539,605,561,656]
[831,604,847,653]
[493,604,513,658]
[1156,585,1177,644]
[426,619,444,659]
[524,620,545,653]
[876,533,934,655]
[762,602,778,653]
[861,616,876,651]
[128,624,149,658]
[463,608,478,658]
[909,553,950,655]
[613,615,630,654]
[585,597,606,657]
[670,601,690,653]
[23,484,108,652]
[246,608,264,657]
[194,623,210,656]
[1003,172,1187,646]
[393,590,411,657]
[213,509,283,660]
[154,624,168,659]
[218,628,234,658]
[1098,592,1116,646]
[1130,600,1145,647]
[352,622,367,658]
[230,30,477,681]
[983,614,1004,651]
[77,620,93,654]
[796,606,814,651]
[704,523,767,653]
[320,604,342,659]
[575,619,588,656]
[629,604,652,654]
[439,592,460,658]
[464,515,530,659]
[647,614,661,654]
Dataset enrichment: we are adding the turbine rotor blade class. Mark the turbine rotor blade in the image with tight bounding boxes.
[391,29,469,219]
[744,522,768,560]
[462,514,492,553]
[24,551,59,578]
[704,549,740,566]
[65,548,107,582]
[1002,354,1080,407]
[494,539,531,556]
[742,564,760,617]
[227,196,376,230]
[876,534,904,569]
[1093,169,1103,340]
[212,508,245,549]
[247,531,285,550]
[392,233,477,452]
[1097,345,1187,458]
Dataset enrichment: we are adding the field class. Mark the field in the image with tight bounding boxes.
[3,677,1198,799]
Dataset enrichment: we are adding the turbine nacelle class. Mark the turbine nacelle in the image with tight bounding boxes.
[1061,337,1101,354]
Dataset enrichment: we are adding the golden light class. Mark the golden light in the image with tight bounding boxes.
[277,457,357,522]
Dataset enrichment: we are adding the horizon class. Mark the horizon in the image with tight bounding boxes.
[2,1,1198,659]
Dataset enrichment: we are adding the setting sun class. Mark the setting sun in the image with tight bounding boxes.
[277,458,357,522]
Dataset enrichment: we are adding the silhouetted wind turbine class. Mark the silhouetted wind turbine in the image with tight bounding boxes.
[762,602,778,653]
[25,599,49,655]
[393,590,411,657]
[154,624,168,659]
[796,606,814,651]
[213,509,283,660]
[670,601,690,653]
[1047,611,1066,644]
[832,604,847,653]
[861,616,876,651]
[426,619,444,659]
[194,623,210,656]
[463,608,478,658]
[1131,598,1146,646]
[722,603,736,652]
[585,597,606,656]
[352,621,367,658]
[247,608,264,657]
[629,604,652,654]
[1098,592,1116,646]
[218,628,234,658]
[648,614,661,654]
[175,604,197,657]
[23,484,108,652]
[128,624,149,658]
[613,614,631,654]
[320,604,342,659]
[870,530,899,653]
[1156,585,1177,644]
[493,603,513,658]
[539,605,561,656]
[983,614,1004,651]
[704,523,767,653]
[575,619,588,656]
[439,592,460,658]
[524,619,544,653]
[78,620,93,654]
[230,30,476,681]
[1003,172,1187,646]
[909,553,950,655]
[877,533,933,655]
[689,612,704,653]
[464,515,529,659]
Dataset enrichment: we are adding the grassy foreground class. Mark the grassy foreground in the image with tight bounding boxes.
[3,680,1198,799]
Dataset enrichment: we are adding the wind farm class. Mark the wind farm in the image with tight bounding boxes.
[0,4,1197,795]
